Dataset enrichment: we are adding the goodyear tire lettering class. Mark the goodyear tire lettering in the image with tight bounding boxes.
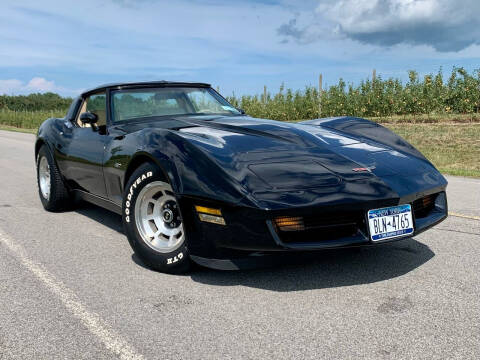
[124,171,153,223]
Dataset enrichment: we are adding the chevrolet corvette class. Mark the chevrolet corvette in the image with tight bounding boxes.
[35,81,448,273]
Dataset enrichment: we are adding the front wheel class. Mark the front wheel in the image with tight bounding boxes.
[122,163,190,274]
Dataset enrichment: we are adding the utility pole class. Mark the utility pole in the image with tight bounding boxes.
[372,69,376,84]
[318,74,323,118]
[263,85,267,104]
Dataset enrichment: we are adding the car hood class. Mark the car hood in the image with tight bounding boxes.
[174,115,432,175]
[174,116,444,203]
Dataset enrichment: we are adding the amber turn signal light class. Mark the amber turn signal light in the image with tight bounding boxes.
[195,205,226,225]
[274,216,305,231]
[195,205,222,216]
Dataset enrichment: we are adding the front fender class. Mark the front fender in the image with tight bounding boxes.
[104,128,250,207]
[146,131,250,205]
[35,117,67,163]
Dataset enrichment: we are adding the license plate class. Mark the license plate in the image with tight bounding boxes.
[368,204,414,241]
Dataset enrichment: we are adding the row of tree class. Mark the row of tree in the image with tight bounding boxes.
[227,67,480,120]
[0,92,72,111]
[1,68,479,120]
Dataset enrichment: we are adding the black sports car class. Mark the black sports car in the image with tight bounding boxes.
[35,81,448,273]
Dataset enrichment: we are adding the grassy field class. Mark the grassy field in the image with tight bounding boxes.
[385,123,480,177]
[0,111,478,178]
[371,114,480,177]
[368,112,480,124]
[0,109,66,129]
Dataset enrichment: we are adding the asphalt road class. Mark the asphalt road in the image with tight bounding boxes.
[0,129,479,359]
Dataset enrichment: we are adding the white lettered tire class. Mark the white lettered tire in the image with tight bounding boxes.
[123,163,190,273]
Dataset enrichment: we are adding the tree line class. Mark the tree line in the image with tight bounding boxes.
[227,67,480,121]
[0,92,72,111]
[1,67,479,121]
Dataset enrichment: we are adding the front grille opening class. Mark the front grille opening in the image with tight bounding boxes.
[273,212,364,244]
[412,193,438,219]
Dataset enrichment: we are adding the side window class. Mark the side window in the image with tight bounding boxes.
[75,92,107,128]
[86,93,107,126]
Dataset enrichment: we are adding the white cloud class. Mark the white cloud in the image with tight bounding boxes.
[25,77,56,92]
[279,0,480,52]
[0,77,79,96]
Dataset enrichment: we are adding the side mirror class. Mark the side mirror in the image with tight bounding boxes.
[237,108,246,115]
[80,111,98,125]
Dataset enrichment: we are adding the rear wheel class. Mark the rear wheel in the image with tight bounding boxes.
[123,163,190,273]
[36,145,72,211]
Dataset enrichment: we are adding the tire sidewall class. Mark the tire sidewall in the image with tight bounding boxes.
[36,146,53,209]
[122,164,189,272]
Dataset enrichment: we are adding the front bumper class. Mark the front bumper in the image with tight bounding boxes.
[268,191,447,250]
[180,190,447,268]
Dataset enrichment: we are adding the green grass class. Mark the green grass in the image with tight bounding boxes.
[369,112,480,124]
[0,109,66,129]
[386,123,480,178]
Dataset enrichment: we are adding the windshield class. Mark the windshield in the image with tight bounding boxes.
[111,87,240,122]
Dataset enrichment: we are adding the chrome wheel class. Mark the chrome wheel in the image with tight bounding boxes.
[38,156,51,200]
[134,181,185,253]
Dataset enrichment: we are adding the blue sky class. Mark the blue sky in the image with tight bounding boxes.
[1,0,479,97]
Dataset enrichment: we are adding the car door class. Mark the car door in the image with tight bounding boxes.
[61,92,109,198]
